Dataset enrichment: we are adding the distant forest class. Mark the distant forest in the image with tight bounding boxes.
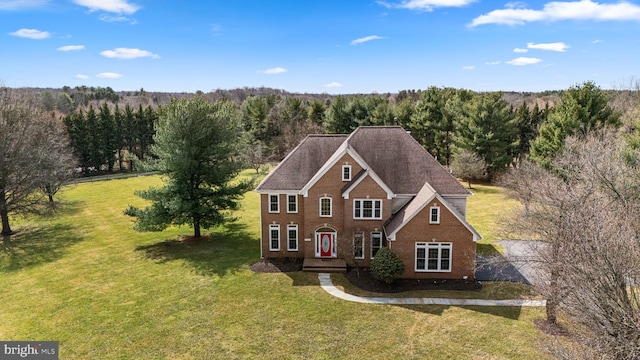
[24,82,640,178]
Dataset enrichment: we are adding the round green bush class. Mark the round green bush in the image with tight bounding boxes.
[370,247,405,284]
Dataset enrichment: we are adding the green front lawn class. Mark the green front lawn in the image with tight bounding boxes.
[0,173,548,359]
[466,183,521,255]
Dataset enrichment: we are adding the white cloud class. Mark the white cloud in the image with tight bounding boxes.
[259,67,287,75]
[73,0,139,14]
[97,72,122,79]
[100,47,159,59]
[0,0,49,10]
[324,82,343,88]
[485,61,501,65]
[75,74,89,79]
[57,45,85,51]
[527,42,570,52]
[99,14,134,22]
[9,28,50,39]
[351,35,385,45]
[462,65,475,70]
[507,57,543,66]
[469,0,640,27]
[514,48,528,53]
[378,0,476,12]
[592,39,603,43]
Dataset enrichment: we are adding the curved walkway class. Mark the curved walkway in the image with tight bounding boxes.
[318,273,546,307]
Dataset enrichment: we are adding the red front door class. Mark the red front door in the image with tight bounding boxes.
[319,233,332,258]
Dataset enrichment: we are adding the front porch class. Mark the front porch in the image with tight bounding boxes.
[302,258,347,273]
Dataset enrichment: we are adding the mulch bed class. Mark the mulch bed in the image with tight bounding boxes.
[344,267,482,293]
[250,260,481,292]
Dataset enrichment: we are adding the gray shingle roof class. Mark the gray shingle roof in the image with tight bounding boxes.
[256,126,470,196]
[346,126,469,195]
[256,134,347,191]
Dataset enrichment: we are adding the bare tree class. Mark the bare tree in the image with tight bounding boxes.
[449,149,486,188]
[0,87,73,235]
[502,132,640,359]
[39,112,75,203]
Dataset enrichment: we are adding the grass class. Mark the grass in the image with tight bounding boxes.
[465,182,521,255]
[0,172,550,359]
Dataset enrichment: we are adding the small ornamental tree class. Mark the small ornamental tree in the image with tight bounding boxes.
[370,247,405,284]
[450,149,486,189]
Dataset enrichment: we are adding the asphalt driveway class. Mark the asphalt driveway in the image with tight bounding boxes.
[476,240,546,285]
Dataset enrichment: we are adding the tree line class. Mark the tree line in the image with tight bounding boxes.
[58,81,620,184]
[63,103,156,174]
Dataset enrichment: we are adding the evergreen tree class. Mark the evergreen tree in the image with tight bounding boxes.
[125,97,252,238]
[455,92,516,178]
[530,81,620,168]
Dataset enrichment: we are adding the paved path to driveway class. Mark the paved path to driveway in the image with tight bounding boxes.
[318,273,546,307]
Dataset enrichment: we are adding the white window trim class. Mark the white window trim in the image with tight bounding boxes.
[370,232,383,259]
[415,242,452,272]
[342,165,352,181]
[354,199,383,220]
[287,194,298,213]
[287,224,298,251]
[268,194,280,213]
[353,232,364,260]
[429,206,440,224]
[269,224,280,251]
[319,197,332,217]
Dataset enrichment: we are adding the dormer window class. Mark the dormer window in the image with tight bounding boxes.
[342,165,351,181]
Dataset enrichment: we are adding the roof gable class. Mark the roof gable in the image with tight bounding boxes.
[341,169,394,200]
[384,182,481,241]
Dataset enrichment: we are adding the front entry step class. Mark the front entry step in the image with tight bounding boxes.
[303,258,347,273]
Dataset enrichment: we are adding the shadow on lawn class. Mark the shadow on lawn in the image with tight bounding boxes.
[396,303,524,319]
[0,223,83,272]
[135,222,260,278]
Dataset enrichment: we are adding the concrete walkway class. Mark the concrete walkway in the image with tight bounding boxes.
[318,273,546,307]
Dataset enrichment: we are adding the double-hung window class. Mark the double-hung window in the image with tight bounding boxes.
[287,195,298,213]
[429,206,440,224]
[354,199,382,220]
[287,224,298,251]
[269,224,280,251]
[268,194,279,213]
[320,197,332,217]
[342,165,352,181]
[416,242,451,272]
[371,232,383,259]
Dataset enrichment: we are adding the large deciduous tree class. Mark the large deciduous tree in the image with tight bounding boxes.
[503,132,640,359]
[1,87,74,235]
[125,96,252,238]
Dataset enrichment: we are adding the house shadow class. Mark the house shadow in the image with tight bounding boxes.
[395,303,525,319]
[476,255,533,285]
[0,223,84,272]
[135,221,260,278]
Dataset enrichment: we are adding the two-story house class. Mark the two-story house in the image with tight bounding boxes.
[255,126,481,280]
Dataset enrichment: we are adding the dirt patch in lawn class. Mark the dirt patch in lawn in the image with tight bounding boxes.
[345,267,482,293]
[250,259,303,273]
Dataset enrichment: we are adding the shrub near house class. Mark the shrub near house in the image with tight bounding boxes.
[256,126,481,280]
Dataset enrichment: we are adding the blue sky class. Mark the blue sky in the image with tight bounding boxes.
[1,0,639,93]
